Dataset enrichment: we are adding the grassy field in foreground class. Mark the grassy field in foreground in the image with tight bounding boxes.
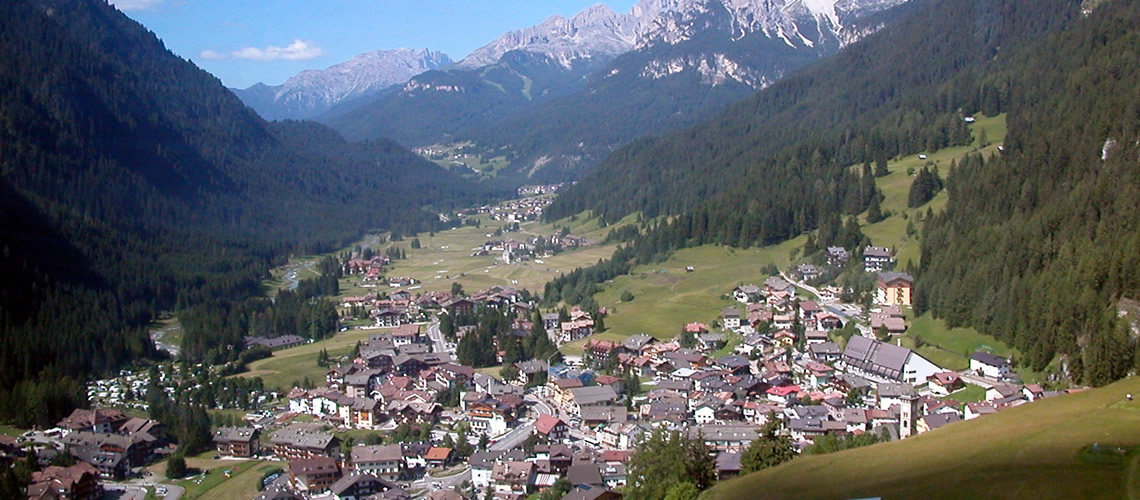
[703,375,1140,500]
[564,238,804,352]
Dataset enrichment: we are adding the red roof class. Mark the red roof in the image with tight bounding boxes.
[595,375,621,385]
[684,322,710,333]
[425,447,453,461]
[534,414,565,435]
[601,450,633,463]
[766,385,803,397]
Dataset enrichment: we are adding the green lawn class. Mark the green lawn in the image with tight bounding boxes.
[942,384,987,404]
[235,327,378,391]
[703,374,1140,500]
[146,450,266,500]
[336,215,623,299]
[907,313,1015,359]
[175,459,265,500]
[894,313,1019,372]
[563,238,803,354]
[0,425,25,437]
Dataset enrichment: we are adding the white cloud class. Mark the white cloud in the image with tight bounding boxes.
[231,40,324,61]
[198,50,227,61]
[109,0,163,11]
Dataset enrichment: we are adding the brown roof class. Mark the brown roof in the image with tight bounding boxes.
[351,444,402,463]
[288,457,338,476]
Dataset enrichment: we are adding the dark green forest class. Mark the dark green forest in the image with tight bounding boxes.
[544,0,1140,385]
[0,0,494,425]
[916,0,1140,385]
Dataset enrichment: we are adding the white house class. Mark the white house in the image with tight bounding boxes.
[694,405,717,425]
[842,336,943,384]
[970,351,1012,379]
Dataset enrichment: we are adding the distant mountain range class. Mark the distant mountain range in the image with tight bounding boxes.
[299,0,912,182]
[232,48,452,120]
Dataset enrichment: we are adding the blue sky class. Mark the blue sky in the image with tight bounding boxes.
[114,0,639,89]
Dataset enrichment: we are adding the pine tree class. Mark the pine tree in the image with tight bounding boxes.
[866,195,885,223]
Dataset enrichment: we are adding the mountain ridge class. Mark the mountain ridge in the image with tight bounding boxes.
[232,47,452,120]
[324,0,909,182]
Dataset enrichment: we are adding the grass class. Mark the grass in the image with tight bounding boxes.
[147,450,266,500]
[149,317,183,352]
[0,425,25,437]
[942,384,987,404]
[235,327,377,391]
[564,238,803,353]
[476,365,506,379]
[907,313,1015,359]
[188,462,274,500]
[703,374,1140,500]
[893,312,1036,379]
[337,215,622,299]
[860,113,1007,268]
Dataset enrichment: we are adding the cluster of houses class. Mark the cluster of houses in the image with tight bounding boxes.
[458,196,556,223]
[516,183,569,198]
[243,429,457,500]
[343,255,391,283]
[9,408,170,484]
[282,325,460,431]
[541,307,598,346]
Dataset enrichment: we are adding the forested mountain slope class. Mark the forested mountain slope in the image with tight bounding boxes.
[0,0,488,425]
[545,0,1140,386]
[547,0,1078,224]
[916,0,1140,384]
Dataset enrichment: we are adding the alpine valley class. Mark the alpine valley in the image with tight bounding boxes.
[2,0,1140,499]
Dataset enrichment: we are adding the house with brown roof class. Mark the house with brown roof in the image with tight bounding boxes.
[927,371,965,396]
[289,457,340,493]
[213,427,260,458]
[492,460,535,498]
[57,409,128,435]
[28,463,101,500]
[351,444,404,481]
[270,427,339,460]
[534,414,568,442]
[328,473,394,500]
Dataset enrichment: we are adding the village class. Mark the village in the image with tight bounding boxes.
[7,228,1075,500]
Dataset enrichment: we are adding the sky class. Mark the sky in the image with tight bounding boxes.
[114,0,639,89]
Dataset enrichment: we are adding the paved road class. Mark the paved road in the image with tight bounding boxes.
[782,271,826,300]
[490,422,534,451]
[411,466,471,494]
[525,394,554,416]
[110,479,185,500]
[427,319,452,359]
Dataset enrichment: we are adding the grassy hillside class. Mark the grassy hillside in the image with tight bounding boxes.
[703,375,1140,499]
[861,113,1007,268]
[560,237,804,355]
